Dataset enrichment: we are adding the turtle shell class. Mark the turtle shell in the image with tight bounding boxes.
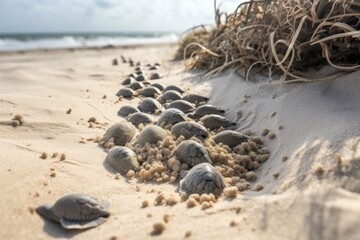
[171,122,209,140]
[138,98,162,114]
[128,82,145,90]
[158,90,182,103]
[200,114,236,130]
[164,100,195,113]
[140,87,162,98]
[100,122,137,147]
[126,112,154,127]
[163,85,185,94]
[182,94,209,104]
[189,104,225,119]
[180,163,225,197]
[116,88,136,98]
[106,146,139,174]
[117,105,140,117]
[176,140,212,167]
[156,109,186,127]
[151,83,164,91]
[213,130,248,148]
[137,125,168,146]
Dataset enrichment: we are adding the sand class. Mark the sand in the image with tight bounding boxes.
[1,44,360,240]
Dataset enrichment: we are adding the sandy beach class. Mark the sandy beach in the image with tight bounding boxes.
[1,43,360,240]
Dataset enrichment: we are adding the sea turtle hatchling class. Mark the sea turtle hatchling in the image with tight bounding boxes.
[122,77,134,85]
[188,104,225,119]
[135,74,147,81]
[164,100,196,113]
[116,87,136,98]
[138,97,163,114]
[151,83,164,91]
[36,194,110,230]
[200,114,236,130]
[213,130,248,148]
[150,72,162,80]
[163,85,185,94]
[126,112,154,127]
[156,108,186,127]
[182,94,209,104]
[171,122,209,140]
[100,122,137,147]
[105,146,139,174]
[128,82,145,91]
[179,163,225,197]
[117,105,140,118]
[149,65,159,70]
[137,125,168,146]
[140,86,162,98]
[157,90,182,103]
[176,140,212,167]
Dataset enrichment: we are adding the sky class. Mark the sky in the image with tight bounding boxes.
[0,0,242,33]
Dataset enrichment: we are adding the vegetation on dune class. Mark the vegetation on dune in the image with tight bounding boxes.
[177,0,360,82]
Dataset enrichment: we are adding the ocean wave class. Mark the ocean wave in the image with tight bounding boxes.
[0,33,179,52]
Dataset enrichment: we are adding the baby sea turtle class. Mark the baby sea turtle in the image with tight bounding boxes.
[122,77,134,85]
[213,130,248,148]
[149,65,159,70]
[176,140,212,167]
[128,73,137,78]
[106,146,139,174]
[36,194,110,230]
[117,105,140,118]
[171,122,209,140]
[129,59,134,67]
[200,114,236,130]
[137,125,168,146]
[135,74,146,81]
[163,85,185,94]
[116,87,136,98]
[136,61,142,66]
[121,55,127,63]
[151,83,164,91]
[179,163,225,197]
[128,82,145,91]
[134,66,142,71]
[154,62,161,66]
[157,90,182,103]
[135,70,144,75]
[112,59,118,66]
[150,72,162,80]
[156,109,186,127]
[140,86,162,98]
[100,122,137,147]
[164,100,196,113]
[138,97,163,114]
[182,94,209,104]
[126,112,154,127]
[188,104,225,119]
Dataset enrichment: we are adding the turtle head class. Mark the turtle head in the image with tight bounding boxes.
[36,204,59,222]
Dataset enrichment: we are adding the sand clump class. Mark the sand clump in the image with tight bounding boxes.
[152,221,166,235]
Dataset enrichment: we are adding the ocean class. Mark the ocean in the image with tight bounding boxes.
[0,32,179,52]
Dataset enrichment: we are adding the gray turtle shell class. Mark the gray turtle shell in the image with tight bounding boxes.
[149,65,159,70]
[126,112,154,126]
[140,86,162,98]
[171,122,209,140]
[128,82,145,90]
[180,163,225,197]
[135,74,146,81]
[189,104,225,118]
[176,140,212,167]
[106,146,139,174]
[36,194,110,229]
[138,97,163,113]
[200,114,236,130]
[151,83,164,91]
[164,100,195,113]
[137,125,168,146]
[117,105,140,117]
[100,122,137,147]
[156,108,186,127]
[122,77,134,85]
[213,130,248,148]
[158,90,182,103]
[116,88,136,98]
[150,72,162,80]
[182,94,209,104]
[164,85,185,94]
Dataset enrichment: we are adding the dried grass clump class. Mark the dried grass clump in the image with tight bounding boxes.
[179,0,360,81]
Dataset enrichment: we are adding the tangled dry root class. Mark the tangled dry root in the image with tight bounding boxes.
[178,0,360,82]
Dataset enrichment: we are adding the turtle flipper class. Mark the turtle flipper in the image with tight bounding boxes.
[60,217,108,230]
